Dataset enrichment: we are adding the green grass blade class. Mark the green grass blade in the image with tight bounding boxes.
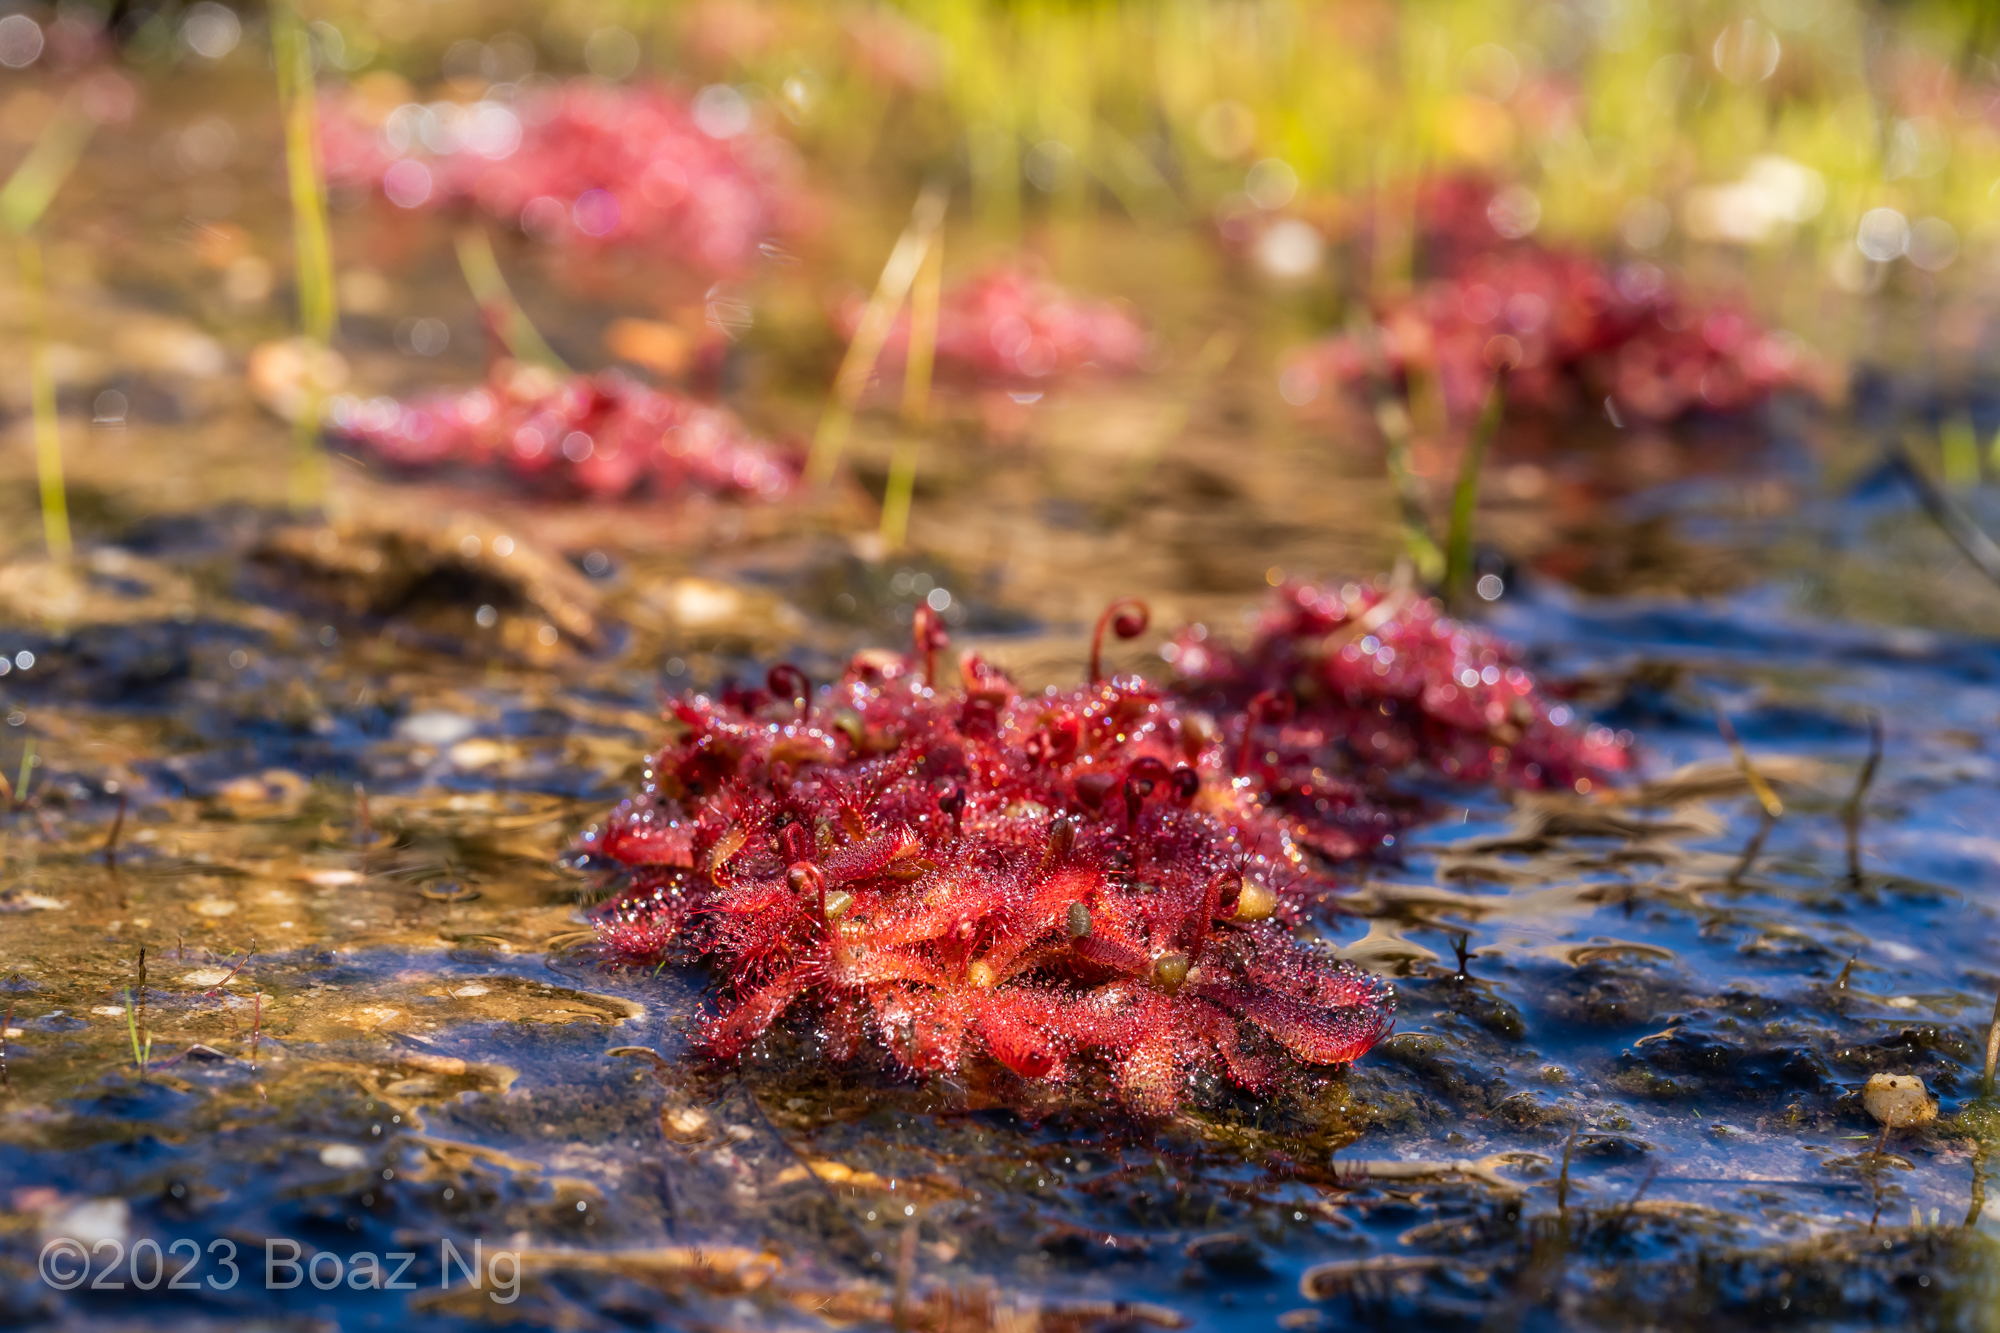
[879,436,922,552]
[273,1,336,347]
[880,224,945,551]
[124,989,144,1075]
[808,182,949,491]
[273,0,337,512]
[1942,414,1980,489]
[17,240,70,571]
[1444,372,1507,604]
[0,98,95,237]
[453,228,569,372]
[15,738,35,804]
[1374,393,1444,586]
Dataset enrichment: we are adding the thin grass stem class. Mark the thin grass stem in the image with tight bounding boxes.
[1,77,103,571]
[15,739,35,806]
[1727,808,1776,886]
[1555,1115,1581,1217]
[1983,987,2000,1098]
[1844,711,1883,884]
[1373,389,1445,585]
[1715,707,1782,885]
[274,4,334,347]
[1890,437,2000,590]
[453,227,568,371]
[123,988,148,1078]
[17,239,69,571]
[1942,414,1981,489]
[1606,1165,1660,1239]
[1087,119,1185,226]
[354,780,373,847]
[102,790,126,864]
[879,437,922,552]
[880,218,944,551]
[1443,370,1506,606]
[1714,708,1784,820]
[807,183,948,490]
[273,1,337,513]
[0,95,96,237]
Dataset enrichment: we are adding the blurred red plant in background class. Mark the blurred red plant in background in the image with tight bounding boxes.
[1285,176,1820,426]
[319,82,808,274]
[1168,579,1631,812]
[325,359,795,499]
[853,265,1154,390]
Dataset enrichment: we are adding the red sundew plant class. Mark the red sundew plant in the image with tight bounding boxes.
[1167,581,1632,801]
[324,359,795,500]
[1285,177,1817,425]
[318,82,807,273]
[855,265,1153,389]
[584,605,1393,1112]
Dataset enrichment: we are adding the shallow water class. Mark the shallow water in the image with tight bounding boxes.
[7,70,2000,1333]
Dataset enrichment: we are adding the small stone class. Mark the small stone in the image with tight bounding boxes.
[1863,1073,1936,1128]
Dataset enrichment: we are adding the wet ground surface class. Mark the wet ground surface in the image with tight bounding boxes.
[9,71,2000,1333]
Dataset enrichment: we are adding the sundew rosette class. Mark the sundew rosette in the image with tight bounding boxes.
[324,361,795,500]
[319,82,808,274]
[1280,175,1821,426]
[852,265,1155,391]
[1168,581,1632,822]
[582,607,1392,1113]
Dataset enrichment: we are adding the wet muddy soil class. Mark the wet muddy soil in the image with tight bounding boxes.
[7,71,2000,1333]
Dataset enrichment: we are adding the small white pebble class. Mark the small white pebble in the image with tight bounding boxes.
[1863,1073,1936,1128]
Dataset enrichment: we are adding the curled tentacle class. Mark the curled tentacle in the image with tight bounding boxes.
[766,663,810,719]
[937,781,965,836]
[1124,755,1169,828]
[958,651,1015,703]
[1236,687,1297,780]
[913,604,950,687]
[1089,597,1150,685]
[776,819,813,866]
